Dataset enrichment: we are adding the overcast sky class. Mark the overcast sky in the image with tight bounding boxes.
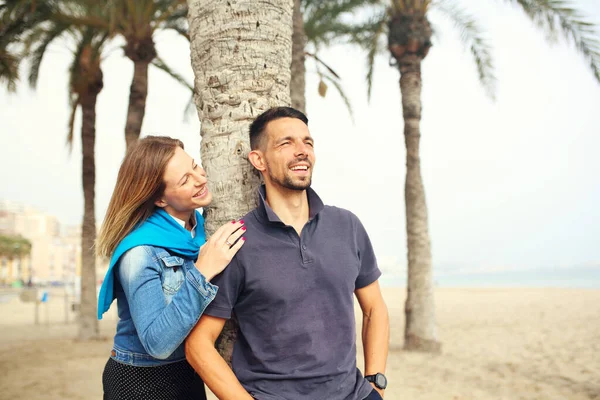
[1,0,599,277]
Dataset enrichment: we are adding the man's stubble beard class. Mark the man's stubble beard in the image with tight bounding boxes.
[266,162,312,191]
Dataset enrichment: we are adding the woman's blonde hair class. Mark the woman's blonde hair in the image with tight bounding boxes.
[96,136,184,258]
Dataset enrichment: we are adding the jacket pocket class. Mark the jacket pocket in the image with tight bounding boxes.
[160,255,185,295]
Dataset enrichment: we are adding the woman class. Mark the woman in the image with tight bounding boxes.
[96,136,245,400]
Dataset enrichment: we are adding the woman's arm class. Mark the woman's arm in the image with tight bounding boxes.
[118,220,246,358]
[118,246,215,359]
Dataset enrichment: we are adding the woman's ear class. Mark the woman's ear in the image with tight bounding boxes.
[248,150,266,172]
[154,198,167,208]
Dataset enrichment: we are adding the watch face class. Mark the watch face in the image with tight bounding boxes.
[375,373,387,389]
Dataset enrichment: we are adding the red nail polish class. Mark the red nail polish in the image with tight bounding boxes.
[239,220,245,224]
[242,237,246,241]
[241,227,246,231]
[231,220,236,224]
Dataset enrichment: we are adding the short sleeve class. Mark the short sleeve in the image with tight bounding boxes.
[203,256,244,319]
[353,216,381,289]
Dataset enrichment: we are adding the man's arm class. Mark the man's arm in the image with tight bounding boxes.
[355,280,389,398]
[185,315,254,400]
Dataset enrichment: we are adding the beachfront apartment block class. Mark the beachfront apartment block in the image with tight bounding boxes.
[0,200,107,286]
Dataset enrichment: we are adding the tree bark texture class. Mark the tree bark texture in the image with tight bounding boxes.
[78,91,100,340]
[399,54,441,353]
[187,0,293,364]
[290,0,306,114]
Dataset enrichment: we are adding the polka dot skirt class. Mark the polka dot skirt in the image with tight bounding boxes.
[102,357,207,400]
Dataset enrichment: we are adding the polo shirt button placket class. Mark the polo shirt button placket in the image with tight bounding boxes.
[301,243,310,264]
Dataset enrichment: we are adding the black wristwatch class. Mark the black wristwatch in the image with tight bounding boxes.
[365,373,387,390]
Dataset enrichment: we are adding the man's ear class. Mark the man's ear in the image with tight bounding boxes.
[248,150,266,172]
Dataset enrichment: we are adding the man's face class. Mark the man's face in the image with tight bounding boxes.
[261,117,315,191]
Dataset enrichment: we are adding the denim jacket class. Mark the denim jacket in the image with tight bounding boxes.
[110,245,217,367]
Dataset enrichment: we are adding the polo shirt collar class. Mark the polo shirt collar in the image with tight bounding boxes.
[256,184,324,224]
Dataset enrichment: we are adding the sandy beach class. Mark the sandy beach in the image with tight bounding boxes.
[0,287,598,400]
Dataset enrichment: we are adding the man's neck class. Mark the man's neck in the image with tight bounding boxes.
[264,185,309,235]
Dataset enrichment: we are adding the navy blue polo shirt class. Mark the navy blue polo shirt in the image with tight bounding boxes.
[205,186,381,400]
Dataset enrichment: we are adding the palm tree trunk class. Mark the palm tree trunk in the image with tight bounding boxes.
[399,54,441,353]
[187,0,293,364]
[290,0,306,114]
[78,91,99,340]
[124,61,150,149]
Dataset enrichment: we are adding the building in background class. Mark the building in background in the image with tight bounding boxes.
[0,200,107,286]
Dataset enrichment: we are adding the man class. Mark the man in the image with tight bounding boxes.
[185,107,389,400]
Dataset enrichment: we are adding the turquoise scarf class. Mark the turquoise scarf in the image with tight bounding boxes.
[97,209,206,319]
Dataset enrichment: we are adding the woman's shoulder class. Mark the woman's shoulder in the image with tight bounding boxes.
[120,245,189,265]
[117,246,173,278]
[119,245,160,263]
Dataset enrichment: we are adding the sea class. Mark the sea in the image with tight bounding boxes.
[379,265,600,289]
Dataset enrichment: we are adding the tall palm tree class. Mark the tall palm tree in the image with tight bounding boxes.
[350,0,600,352]
[108,0,190,148]
[53,0,191,149]
[24,15,109,340]
[187,0,294,363]
[4,0,195,335]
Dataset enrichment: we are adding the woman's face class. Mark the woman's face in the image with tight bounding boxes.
[156,147,212,220]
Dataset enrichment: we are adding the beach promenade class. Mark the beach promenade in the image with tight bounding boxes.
[0,287,598,399]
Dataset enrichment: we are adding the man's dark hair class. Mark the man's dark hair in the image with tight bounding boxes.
[249,107,308,150]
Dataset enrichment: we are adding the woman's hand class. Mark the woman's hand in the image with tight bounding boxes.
[194,220,246,281]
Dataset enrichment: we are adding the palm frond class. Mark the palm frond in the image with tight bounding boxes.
[152,0,186,27]
[507,0,600,83]
[27,21,71,88]
[0,48,20,91]
[308,45,354,120]
[67,32,91,101]
[151,55,193,91]
[303,0,380,46]
[162,18,189,40]
[433,0,496,99]
[141,0,156,27]
[321,73,355,123]
[152,54,196,122]
[306,51,341,79]
[162,4,188,22]
[183,92,197,122]
[340,8,388,47]
[66,93,79,153]
[0,0,58,90]
[52,11,109,32]
[393,0,435,12]
[363,15,388,101]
